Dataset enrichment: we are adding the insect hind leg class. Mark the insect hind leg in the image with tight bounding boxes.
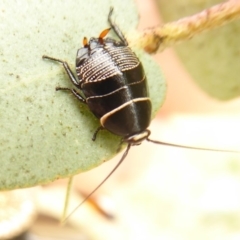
[92,126,105,141]
[108,7,128,46]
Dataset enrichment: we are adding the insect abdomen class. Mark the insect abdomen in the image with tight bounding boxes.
[101,97,151,137]
[81,58,152,136]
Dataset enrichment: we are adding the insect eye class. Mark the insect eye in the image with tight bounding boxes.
[76,48,89,65]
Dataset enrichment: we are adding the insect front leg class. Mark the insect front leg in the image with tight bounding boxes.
[108,7,128,46]
[42,55,86,104]
[42,55,80,88]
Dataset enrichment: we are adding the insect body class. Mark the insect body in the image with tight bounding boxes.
[43,8,238,221]
[42,8,155,220]
[77,30,151,142]
[43,8,152,146]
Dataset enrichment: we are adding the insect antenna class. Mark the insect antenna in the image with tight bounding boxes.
[147,138,240,153]
[61,143,132,224]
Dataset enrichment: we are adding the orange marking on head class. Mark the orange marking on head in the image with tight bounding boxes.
[83,37,88,47]
[99,28,111,39]
[98,28,111,44]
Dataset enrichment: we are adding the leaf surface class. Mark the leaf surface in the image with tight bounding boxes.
[0,0,166,189]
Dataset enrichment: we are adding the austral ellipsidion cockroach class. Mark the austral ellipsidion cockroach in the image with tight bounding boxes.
[43,7,239,221]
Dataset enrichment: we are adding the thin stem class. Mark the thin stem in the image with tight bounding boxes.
[61,176,74,223]
[129,0,240,53]
[61,144,131,224]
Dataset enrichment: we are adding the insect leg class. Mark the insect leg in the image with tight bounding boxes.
[42,55,81,88]
[56,87,86,104]
[108,7,128,46]
[92,126,105,141]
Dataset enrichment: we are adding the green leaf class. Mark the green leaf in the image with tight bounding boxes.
[157,0,240,100]
[0,0,166,190]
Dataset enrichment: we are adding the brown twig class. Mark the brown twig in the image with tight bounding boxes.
[128,0,240,53]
